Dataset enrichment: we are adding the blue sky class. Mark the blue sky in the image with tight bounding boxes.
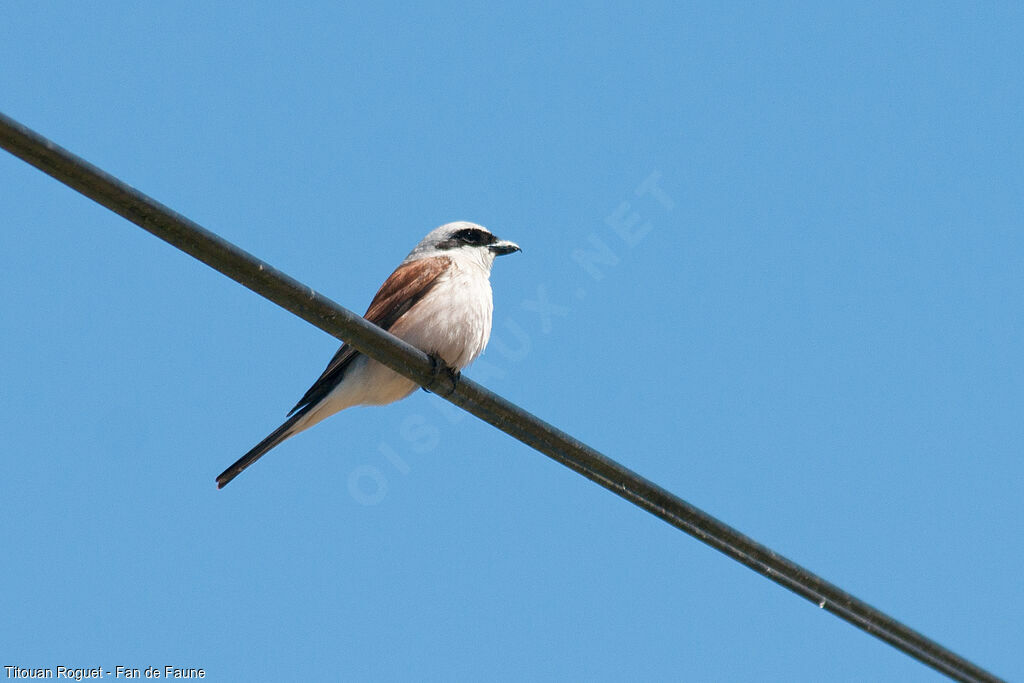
[1,3,1021,681]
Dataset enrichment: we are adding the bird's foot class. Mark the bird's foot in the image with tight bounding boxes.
[424,352,460,397]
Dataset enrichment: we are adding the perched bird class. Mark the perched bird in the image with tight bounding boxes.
[216,222,520,488]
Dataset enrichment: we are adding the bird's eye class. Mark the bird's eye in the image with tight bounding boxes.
[454,228,493,246]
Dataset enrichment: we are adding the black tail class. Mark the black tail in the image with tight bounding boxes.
[216,410,308,489]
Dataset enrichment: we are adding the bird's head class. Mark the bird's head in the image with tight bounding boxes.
[405,222,520,270]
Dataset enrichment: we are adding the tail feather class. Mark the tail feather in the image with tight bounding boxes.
[216,410,308,489]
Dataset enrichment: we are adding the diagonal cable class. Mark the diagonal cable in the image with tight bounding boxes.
[0,111,1004,683]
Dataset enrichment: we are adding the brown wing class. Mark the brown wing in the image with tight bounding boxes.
[286,256,451,416]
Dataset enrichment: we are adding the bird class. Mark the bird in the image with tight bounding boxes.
[215,221,521,488]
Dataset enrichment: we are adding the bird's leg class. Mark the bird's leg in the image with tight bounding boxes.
[424,352,460,397]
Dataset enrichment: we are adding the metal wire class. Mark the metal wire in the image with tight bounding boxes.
[0,110,1004,683]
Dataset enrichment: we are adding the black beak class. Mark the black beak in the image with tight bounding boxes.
[489,239,521,256]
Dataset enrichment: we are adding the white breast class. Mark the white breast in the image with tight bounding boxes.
[298,262,494,426]
[392,258,494,370]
